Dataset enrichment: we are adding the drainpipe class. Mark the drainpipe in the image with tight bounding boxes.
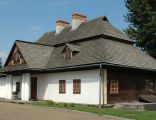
[99,64,102,108]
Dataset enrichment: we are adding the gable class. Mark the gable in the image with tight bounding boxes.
[63,46,72,59]
[5,44,26,67]
[62,43,80,59]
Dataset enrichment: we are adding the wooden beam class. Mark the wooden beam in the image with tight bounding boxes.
[103,69,107,104]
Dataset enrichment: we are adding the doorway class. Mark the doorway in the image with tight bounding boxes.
[31,77,37,100]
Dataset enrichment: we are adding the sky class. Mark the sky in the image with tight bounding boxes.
[0,0,128,63]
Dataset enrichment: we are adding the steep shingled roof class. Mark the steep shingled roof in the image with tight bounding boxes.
[36,16,135,46]
[46,38,156,71]
[4,40,54,71]
[3,16,156,72]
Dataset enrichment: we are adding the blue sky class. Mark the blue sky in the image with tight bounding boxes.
[0,0,128,63]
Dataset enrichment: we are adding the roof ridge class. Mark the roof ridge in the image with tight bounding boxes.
[16,40,52,47]
[36,15,135,46]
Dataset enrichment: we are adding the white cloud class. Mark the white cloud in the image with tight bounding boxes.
[0,52,8,64]
[47,1,69,6]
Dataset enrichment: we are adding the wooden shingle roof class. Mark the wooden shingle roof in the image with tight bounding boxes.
[3,16,156,72]
[37,16,135,46]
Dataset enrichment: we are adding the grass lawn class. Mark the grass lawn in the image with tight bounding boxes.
[29,101,156,120]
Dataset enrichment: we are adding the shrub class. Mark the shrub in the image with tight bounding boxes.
[46,100,54,105]
[55,103,60,107]
[63,103,68,107]
[69,103,75,107]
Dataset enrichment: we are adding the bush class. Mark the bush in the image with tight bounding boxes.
[46,100,54,105]
[63,103,68,107]
[69,103,75,107]
[55,103,60,107]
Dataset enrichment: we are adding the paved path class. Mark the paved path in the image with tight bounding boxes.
[0,103,125,120]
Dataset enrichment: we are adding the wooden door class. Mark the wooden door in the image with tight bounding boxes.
[31,77,37,100]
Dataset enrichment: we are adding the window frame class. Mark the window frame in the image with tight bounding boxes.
[59,80,66,94]
[64,47,72,59]
[16,82,20,93]
[12,52,21,65]
[110,80,119,94]
[73,79,81,94]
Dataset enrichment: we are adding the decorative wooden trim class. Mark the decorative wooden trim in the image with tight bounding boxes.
[103,69,107,104]
[7,46,26,66]
[63,46,72,59]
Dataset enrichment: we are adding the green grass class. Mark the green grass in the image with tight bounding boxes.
[29,101,156,120]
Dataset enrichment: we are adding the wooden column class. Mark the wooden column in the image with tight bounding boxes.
[103,69,107,104]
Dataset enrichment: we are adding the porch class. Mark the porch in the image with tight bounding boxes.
[6,73,37,101]
[107,69,156,104]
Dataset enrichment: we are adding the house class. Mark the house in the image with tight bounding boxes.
[0,13,156,106]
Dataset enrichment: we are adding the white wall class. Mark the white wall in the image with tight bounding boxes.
[36,69,100,105]
[0,75,22,99]
[0,77,6,98]
[21,73,30,101]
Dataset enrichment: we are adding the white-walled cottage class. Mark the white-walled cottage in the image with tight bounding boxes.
[0,13,156,106]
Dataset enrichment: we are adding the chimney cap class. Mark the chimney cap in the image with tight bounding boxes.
[72,13,87,20]
[56,20,70,27]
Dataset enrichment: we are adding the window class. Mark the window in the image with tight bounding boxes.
[12,52,21,64]
[59,80,66,94]
[62,44,80,60]
[110,80,119,94]
[64,47,72,59]
[73,79,81,94]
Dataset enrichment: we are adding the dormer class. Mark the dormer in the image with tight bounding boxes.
[62,43,80,59]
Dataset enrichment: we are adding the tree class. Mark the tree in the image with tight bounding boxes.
[124,0,156,58]
[0,58,2,69]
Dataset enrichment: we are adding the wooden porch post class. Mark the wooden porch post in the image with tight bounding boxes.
[103,69,107,105]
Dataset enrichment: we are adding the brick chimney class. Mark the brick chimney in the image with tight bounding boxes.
[72,13,87,30]
[56,20,69,34]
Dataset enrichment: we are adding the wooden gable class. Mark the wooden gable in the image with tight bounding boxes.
[63,46,72,59]
[6,45,26,66]
[62,43,80,59]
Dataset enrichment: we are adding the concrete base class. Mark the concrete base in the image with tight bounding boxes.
[114,102,156,111]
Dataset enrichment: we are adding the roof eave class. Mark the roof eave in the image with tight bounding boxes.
[2,62,156,75]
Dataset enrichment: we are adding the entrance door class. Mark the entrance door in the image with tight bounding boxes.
[31,77,37,100]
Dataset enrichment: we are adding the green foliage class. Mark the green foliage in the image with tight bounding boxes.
[124,0,156,58]
[0,58,2,69]
[69,103,75,107]
[46,100,55,105]
[55,103,60,107]
[63,103,68,107]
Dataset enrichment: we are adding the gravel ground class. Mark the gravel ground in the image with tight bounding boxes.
[0,102,125,120]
